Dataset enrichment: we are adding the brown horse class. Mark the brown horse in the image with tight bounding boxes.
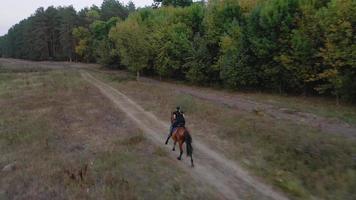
[171,127,194,167]
[169,113,194,167]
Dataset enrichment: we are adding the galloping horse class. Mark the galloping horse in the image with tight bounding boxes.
[170,113,194,167]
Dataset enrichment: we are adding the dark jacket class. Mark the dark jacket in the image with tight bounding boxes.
[173,111,185,126]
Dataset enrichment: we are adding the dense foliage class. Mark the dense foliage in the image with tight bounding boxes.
[0,0,133,62]
[0,0,355,102]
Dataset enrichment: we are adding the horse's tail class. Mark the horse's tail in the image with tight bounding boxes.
[184,129,193,157]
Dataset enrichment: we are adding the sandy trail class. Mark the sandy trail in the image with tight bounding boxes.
[81,71,288,200]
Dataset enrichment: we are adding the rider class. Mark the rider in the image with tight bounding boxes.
[165,106,185,144]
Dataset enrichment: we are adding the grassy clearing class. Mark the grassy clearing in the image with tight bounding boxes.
[91,70,356,200]
[91,70,356,125]
[243,93,356,125]
[0,68,218,199]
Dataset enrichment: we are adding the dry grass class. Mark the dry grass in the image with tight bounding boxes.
[0,68,218,199]
[242,92,356,125]
[91,70,356,200]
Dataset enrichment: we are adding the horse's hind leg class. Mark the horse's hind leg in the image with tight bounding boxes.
[177,142,183,160]
[190,155,194,167]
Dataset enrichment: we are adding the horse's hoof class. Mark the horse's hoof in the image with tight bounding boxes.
[172,149,175,151]
[177,157,181,160]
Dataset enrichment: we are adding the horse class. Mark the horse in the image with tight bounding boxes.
[167,112,194,167]
[171,127,194,167]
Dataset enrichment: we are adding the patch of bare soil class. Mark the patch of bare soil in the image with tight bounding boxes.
[82,71,289,200]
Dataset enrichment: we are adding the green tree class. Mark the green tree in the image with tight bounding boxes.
[156,22,193,78]
[109,15,150,80]
[1,0,356,104]
[246,0,300,92]
[32,7,51,60]
[72,27,95,62]
[58,6,78,61]
[217,25,257,88]
[0,36,5,57]
[184,35,212,84]
[92,17,121,66]
[45,6,61,59]
[101,0,129,20]
[127,1,136,13]
[154,0,193,7]
[314,0,356,103]
[279,1,324,94]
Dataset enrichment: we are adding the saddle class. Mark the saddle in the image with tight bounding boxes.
[176,123,185,127]
[172,124,185,136]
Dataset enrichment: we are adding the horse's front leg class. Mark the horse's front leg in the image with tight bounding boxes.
[172,141,176,151]
[165,125,173,145]
[177,142,183,160]
[165,135,171,145]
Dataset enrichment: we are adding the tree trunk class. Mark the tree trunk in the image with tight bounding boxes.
[302,85,307,97]
[336,93,340,106]
[51,33,55,58]
[136,71,140,81]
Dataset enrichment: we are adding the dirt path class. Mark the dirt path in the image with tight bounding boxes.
[81,71,288,200]
[138,78,356,139]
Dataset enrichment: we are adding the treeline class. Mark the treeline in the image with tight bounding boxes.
[0,0,135,61]
[0,0,355,103]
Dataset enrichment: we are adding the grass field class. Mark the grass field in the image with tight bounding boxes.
[0,68,218,199]
[131,72,356,127]
[243,92,356,126]
[91,71,356,200]
[1,59,356,200]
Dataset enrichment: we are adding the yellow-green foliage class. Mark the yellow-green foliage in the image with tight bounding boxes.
[109,14,150,76]
[1,0,355,102]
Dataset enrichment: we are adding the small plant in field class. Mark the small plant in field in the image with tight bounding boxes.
[104,176,137,200]
[120,134,145,146]
[153,147,167,157]
[174,94,197,112]
[64,163,89,184]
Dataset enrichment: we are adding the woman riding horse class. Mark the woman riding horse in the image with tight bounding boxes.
[165,107,194,167]
[165,106,185,144]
